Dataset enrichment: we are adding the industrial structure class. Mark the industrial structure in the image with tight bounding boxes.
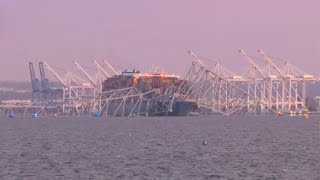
[0,50,318,117]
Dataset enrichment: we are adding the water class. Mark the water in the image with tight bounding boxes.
[0,116,319,179]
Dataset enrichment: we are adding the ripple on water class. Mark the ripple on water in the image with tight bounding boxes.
[0,116,319,179]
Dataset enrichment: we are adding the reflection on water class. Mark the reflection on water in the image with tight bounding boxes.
[0,116,319,179]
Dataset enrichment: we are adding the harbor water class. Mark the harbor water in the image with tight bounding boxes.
[0,116,319,179]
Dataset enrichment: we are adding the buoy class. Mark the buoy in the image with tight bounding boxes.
[202,140,208,145]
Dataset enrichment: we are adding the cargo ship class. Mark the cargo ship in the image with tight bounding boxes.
[101,69,198,116]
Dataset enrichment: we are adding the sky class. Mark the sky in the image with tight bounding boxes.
[0,0,319,82]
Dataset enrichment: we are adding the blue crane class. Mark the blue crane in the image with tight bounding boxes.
[29,62,40,101]
[39,62,49,100]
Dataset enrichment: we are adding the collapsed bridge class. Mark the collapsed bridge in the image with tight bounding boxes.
[1,50,317,117]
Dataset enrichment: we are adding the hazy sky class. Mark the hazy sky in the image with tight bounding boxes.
[1,0,319,82]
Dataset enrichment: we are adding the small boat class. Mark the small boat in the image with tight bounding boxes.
[8,112,14,118]
[277,112,284,116]
[92,111,99,117]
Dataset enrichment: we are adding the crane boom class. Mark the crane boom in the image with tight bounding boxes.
[187,50,229,82]
[238,49,266,79]
[188,50,205,66]
[29,62,39,91]
[103,60,119,75]
[92,59,109,78]
[73,60,97,87]
[43,61,67,87]
[39,62,48,91]
[257,49,285,78]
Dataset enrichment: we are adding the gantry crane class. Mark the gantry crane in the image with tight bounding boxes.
[92,59,110,79]
[29,62,40,102]
[239,50,266,79]
[238,49,271,112]
[258,49,303,111]
[73,60,97,88]
[39,62,50,100]
[188,50,205,66]
[258,49,286,109]
[103,60,120,76]
[43,61,67,87]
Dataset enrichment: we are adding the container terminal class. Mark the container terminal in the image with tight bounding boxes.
[0,50,319,118]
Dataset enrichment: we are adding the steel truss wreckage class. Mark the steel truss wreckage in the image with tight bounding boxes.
[175,51,253,116]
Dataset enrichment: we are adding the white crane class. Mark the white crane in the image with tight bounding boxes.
[238,49,271,112]
[92,59,110,79]
[43,61,67,87]
[239,50,266,79]
[103,60,120,76]
[257,49,285,79]
[187,50,230,82]
[188,50,205,67]
[257,49,301,111]
[73,60,97,87]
